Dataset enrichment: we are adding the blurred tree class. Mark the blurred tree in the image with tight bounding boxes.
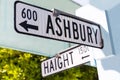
[0,47,98,80]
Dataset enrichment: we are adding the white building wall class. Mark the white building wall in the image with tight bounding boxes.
[75,4,120,80]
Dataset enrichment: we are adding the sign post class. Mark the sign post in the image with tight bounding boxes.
[41,45,93,77]
[14,1,103,48]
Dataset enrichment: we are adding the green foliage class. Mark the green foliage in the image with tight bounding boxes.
[0,48,44,80]
[0,47,98,80]
[43,65,98,80]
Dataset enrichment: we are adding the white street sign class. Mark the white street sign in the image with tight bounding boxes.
[41,45,93,77]
[14,1,103,48]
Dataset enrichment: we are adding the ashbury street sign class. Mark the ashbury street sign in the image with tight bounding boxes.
[41,45,93,77]
[14,1,103,48]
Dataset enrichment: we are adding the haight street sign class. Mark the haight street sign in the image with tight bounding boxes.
[41,45,93,77]
[14,1,103,48]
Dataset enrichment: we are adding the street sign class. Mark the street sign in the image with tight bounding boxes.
[14,1,103,48]
[0,0,79,57]
[41,45,93,77]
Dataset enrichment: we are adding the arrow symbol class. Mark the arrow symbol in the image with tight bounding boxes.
[82,55,90,59]
[19,21,38,31]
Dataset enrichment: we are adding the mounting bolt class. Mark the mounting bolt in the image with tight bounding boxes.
[52,8,60,17]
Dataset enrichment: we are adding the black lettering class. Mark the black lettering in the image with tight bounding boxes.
[69,51,73,64]
[87,26,93,43]
[33,10,37,21]
[46,15,55,35]
[63,19,71,38]
[92,28,98,44]
[54,58,57,70]
[63,54,69,67]
[27,9,32,20]
[44,62,49,74]
[72,22,79,39]
[55,17,62,36]
[50,60,54,72]
[57,57,62,69]
[79,24,86,41]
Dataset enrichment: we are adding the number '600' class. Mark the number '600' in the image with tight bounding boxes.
[21,8,37,21]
